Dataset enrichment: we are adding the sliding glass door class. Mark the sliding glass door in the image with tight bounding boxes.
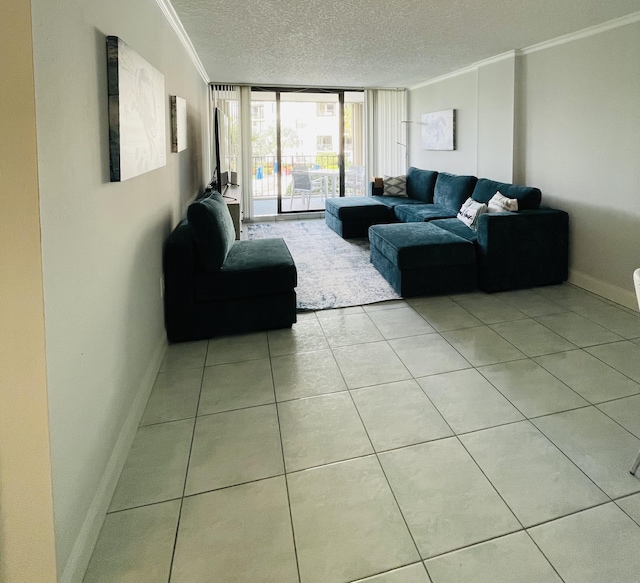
[251,89,364,217]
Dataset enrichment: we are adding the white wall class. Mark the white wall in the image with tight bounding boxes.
[408,20,639,307]
[29,0,209,579]
[407,70,479,175]
[516,20,640,305]
[477,56,515,182]
[407,54,516,181]
[0,1,57,581]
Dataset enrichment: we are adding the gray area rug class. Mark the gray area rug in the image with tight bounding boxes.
[247,220,401,311]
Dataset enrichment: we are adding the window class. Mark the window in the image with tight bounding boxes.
[251,104,264,119]
[317,103,336,117]
[317,135,333,151]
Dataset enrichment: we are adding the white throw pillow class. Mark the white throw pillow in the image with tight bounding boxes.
[488,191,518,213]
[383,175,407,197]
[457,198,488,230]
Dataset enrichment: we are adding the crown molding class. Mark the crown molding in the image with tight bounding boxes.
[409,10,640,91]
[408,51,515,91]
[521,11,640,55]
[154,0,210,84]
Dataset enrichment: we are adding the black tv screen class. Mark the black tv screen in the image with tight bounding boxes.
[212,107,229,193]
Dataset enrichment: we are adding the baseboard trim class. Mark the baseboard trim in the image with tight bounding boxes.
[568,269,638,311]
[60,335,168,583]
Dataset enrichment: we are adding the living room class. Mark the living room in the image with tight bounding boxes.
[2,0,639,582]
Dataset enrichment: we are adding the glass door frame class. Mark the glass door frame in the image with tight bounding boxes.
[251,86,353,215]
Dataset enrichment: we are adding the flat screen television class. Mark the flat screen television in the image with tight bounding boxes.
[209,106,230,194]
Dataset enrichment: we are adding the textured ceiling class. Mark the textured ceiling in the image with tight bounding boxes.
[169,0,640,87]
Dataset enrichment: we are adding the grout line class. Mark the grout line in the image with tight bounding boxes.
[106,496,184,515]
[523,499,615,531]
[589,403,640,442]
[346,562,428,583]
[181,471,286,499]
[614,497,640,529]
[166,363,206,582]
[525,414,613,500]
[109,284,640,582]
[453,433,526,528]
[269,355,303,583]
[578,342,640,385]
[319,317,425,572]
[421,527,526,562]
[522,530,566,583]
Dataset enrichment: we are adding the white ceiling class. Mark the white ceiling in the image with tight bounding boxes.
[169,0,640,88]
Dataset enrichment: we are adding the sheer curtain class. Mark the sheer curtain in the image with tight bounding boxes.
[238,86,253,221]
[211,84,238,178]
[364,89,407,180]
[211,84,255,220]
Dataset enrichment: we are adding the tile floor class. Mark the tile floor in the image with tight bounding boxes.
[84,284,640,583]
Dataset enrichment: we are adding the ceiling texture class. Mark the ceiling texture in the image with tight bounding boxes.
[169,0,640,88]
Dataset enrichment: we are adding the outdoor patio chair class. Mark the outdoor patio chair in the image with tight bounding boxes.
[291,171,325,210]
[345,165,365,196]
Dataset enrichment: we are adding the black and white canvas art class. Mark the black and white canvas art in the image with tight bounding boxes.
[107,36,166,181]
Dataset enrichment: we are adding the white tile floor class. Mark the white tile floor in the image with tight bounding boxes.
[84,284,640,583]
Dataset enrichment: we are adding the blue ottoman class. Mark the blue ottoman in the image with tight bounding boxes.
[325,197,391,238]
[368,222,477,296]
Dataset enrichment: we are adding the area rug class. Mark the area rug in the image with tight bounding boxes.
[247,220,401,311]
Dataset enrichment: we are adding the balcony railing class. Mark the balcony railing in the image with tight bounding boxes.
[250,155,365,199]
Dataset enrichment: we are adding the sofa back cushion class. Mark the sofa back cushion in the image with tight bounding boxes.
[433,173,478,213]
[187,193,236,272]
[472,178,541,210]
[406,167,438,202]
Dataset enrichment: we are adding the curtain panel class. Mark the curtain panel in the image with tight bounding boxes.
[364,89,407,180]
[211,84,255,220]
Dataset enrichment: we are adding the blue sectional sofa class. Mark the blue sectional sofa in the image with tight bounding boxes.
[163,193,297,342]
[325,167,569,294]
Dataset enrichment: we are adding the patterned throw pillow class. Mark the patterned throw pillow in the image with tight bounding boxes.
[382,175,407,197]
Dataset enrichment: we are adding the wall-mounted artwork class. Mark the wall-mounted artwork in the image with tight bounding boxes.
[106,36,166,182]
[170,96,187,153]
[421,109,456,150]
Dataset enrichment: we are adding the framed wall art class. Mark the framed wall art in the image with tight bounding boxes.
[421,109,456,151]
[106,36,166,181]
[170,96,187,153]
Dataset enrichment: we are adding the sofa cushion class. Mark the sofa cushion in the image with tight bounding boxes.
[430,218,478,243]
[325,196,390,221]
[406,167,438,202]
[471,178,541,210]
[194,238,297,301]
[372,195,426,209]
[187,194,236,272]
[394,203,457,223]
[368,222,475,270]
[433,173,478,213]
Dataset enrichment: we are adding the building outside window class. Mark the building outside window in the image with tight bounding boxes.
[317,135,333,151]
[317,103,336,116]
